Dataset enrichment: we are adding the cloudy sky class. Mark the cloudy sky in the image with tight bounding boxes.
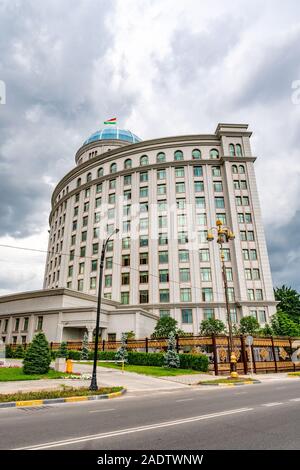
[0,0,300,295]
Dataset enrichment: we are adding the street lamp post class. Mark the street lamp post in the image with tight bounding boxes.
[89,228,119,391]
[207,220,238,378]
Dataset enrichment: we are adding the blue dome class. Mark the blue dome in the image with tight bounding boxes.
[83,127,142,145]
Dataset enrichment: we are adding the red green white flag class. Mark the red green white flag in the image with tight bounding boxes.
[104,117,117,125]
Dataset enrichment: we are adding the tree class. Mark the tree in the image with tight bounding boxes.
[80,331,89,360]
[271,310,300,337]
[239,316,260,335]
[23,332,51,375]
[164,332,180,368]
[151,316,178,338]
[14,345,25,358]
[58,341,68,358]
[115,333,128,364]
[199,318,226,336]
[124,331,135,340]
[259,323,273,336]
[274,285,300,322]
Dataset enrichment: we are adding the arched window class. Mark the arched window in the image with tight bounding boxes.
[97,167,104,178]
[236,144,242,157]
[124,158,132,169]
[77,178,81,187]
[239,165,245,174]
[86,172,92,182]
[140,155,149,166]
[192,149,201,160]
[157,152,166,163]
[229,144,235,157]
[174,150,183,161]
[110,163,117,173]
[232,165,238,174]
[210,148,219,159]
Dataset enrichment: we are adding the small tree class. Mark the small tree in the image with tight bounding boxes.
[115,333,128,364]
[58,341,68,358]
[239,316,260,335]
[80,331,89,360]
[23,332,51,375]
[164,332,180,368]
[259,323,273,336]
[14,345,25,358]
[152,316,178,338]
[199,318,226,336]
[271,310,300,337]
[124,331,135,340]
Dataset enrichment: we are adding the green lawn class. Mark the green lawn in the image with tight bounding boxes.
[0,367,69,382]
[288,372,300,377]
[0,386,123,403]
[200,377,255,385]
[80,361,204,377]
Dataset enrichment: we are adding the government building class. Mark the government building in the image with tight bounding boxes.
[0,123,277,344]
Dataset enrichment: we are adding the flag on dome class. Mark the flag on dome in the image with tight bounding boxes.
[104,117,117,125]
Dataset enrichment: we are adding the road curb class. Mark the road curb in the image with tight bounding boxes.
[200,380,261,387]
[0,388,126,409]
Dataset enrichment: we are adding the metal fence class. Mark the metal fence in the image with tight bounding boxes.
[9,334,300,375]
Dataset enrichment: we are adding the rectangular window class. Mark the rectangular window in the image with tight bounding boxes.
[245,268,252,280]
[199,248,210,262]
[236,196,242,206]
[256,289,263,300]
[74,206,79,217]
[158,200,167,211]
[140,218,148,231]
[37,316,43,331]
[179,250,189,262]
[139,290,149,304]
[123,205,131,217]
[121,292,130,305]
[79,262,85,274]
[227,287,235,301]
[196,213,207,225]
[198,230,208,243]
[238,213,244,223]
[83,201,89,212]
[202,288,213,301]
[68,265,73,277]
[140,187,148,198]
[122,254,130,266]
[95,197,101,208]
[247,231,255,241]
[96,183,102,193]
[75,193,80,203]
[80,246,86,257]
[213,181,223,192]
[123,190,131,201]
[194,181,204,192]
[200,267,211,281]
[259,310,266,323]
[159,289,170,302]
[140,271,149,283]
[194,166,203,177]
[234,180,240,190]
[226,267,233,281]
[123,220,131,232]
[81,231,87,242]
[240,180,247,189]
[179,268,190,282]
[178,231,188,244]
[157,169,166,180]
[203,308,214,320]
[140,171,148,182]
[253,268,260,280]
[212,166,221,176]
[244,213,252,223]
[106,240,114,252]
[182,308,193,324]
[159,251,169,263]
[91,259,98,271]
[176,182,185,193]
[93,227,99,238]
[159,215,168,228]
[250,249,257,260]
[70,250,75,261]
[105,275,112,287]
[140,202,148,213]
[242,196,249,206]
[247,289,255,300]
[15,318,20,332]
[240,231,247,241]
[243,249,249,260]
[121,272,130,285]
[157,184,166,195]
[176,199,186,210]
[180,288,191,302]
[140,252,148,265]
[216,213,226,224]
[195,197,205,209]
[90,277,97,289]
[158,233,168,245]
[23,317,29,332]
[85,188,90,198]
[105,257,113,269]
[139,235,148,247]
[92,243,99,255]
[82,216,88,227]
[72,221,77,231]
[108,208,115,219]
[177,214,186,226]
[94,212,101,223]
[123,175,131,186]
[175,167,184,178]
[215,197,225,208]
[159,310,170,318]
[122,237,130,249]
[109,179,116,189]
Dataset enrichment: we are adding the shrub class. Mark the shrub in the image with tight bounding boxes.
[164,332,180,368]
[80,332,89,360]
[178,353,209,372]
[14,345,25,358]
[199,318,226,336]
[115,333,128,364]
[23,333,51,375]
[57,342,68,358]
[5,345,14,358]
[67,350,81,360]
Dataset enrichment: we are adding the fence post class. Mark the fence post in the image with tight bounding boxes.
[289,337,296,372]
[240,335,248,375]
[145,337,148,353]
[176,334,179,353]
[251,343,256,373]
[50,341,53,351]
[212,334,219,376]
[102,339,105,351]
[271,336,278,373]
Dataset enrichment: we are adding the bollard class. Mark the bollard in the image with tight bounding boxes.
[66,359,73,374]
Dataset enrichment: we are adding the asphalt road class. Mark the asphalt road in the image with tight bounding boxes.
[0,380,299,450]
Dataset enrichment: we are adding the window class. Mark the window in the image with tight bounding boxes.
[158,233,168,245]
[140,235,148,247]
[247,289,255,300]
[122,254,130,266]
[77,178,81,187]
[210,148,219,159]
[177,214,186,226]
[157,152,166,163]
[203,308,214,320]
[174,150,184,161]
[79,262,85,274]
[180,288,191,302]
[75,193,80,203]
[176,182,185,193]
[37,316,43,331]
[14,318,20,332]
[160,289,170,302]
[238,213,244,223]
[259,310,266,323]
[139,253,148,265]
[68,265,73,277]
[109,193,116,204]
[236,144,242,156]
[242,196,249,206]
[123,205,131,217]
[182,308,193,324]
[157,184,166,195]
[179,250,189,262]
[140,218,149,231]
[72,221,77,231]
[234,180,240,190]
[139,290,149,303]
[212,166,221,176]
[178,231,188,244]
[247,231,255,241]
[96,183,102,193]
[106,257,113,269]
[97,167,104,178]
[87,172,92,182]
[215,197,225,208]
[108,208,115,219]
[229,143,235,157]
[199,248,210,262]
[180,268,190,282]
[195,197,205,209]
[245,213,252,223]
[202,288,213,301]
[140,187,148,198]
[108,333,116,341]
[93,243,99,255]
[110,163,117,173]
[85,188,90,198]
[105,275,112,287]
[124,175,131,186]
[140,155,148,166]
[256,289,263,300]
[200,267,211,281]
[227,287,235,301]
[175,167,184,178]
[243,249,249,260]
[124,158,132,169]
[239,165,245,174]
[230,307,237,323]
[157,169,166,180]
[176,199,186,209]
[192,149,201,160]
[159,215,168,228]
[196,213,207,225]
[245,268,252,280]
[122,237,130,249]
[240,180,247,189]
[93,227,99,238]
[123,190,131,201]
[91,259,97,272]
[140,271,149,283]
[240,231,247,241]
[80,246,86,257]
[83,201,89,212]
[226,268,233,281]
[106,240,113,251]
[159,251,168,263]
[121,272,130,285]
[232,165,238,174]
[90,277,97,289]
[140,171,148,182]
[250,249,257,260]
[82,216,88,227]
[213,181,223,192]
[95,197,101,208]
[253,269,260,280]
[123,220,131,232]
[194,166,203,177]
[194,181,204,192]
[121,292,130,305]
[74,206,79,217]
[216,213,226,224]
[160,310,170,318]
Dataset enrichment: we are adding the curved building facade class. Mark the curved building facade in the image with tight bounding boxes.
[43,123,276,335]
